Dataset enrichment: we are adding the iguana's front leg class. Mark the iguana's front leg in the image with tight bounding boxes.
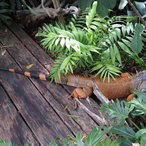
[71,87,93,98]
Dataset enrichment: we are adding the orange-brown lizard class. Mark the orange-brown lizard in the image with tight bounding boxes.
[0,67,145,101]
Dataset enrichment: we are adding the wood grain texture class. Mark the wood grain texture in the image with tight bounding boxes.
[0,45,72,145]
[0,23,102,145]
[9,23,102,124]
[0,86,39,146]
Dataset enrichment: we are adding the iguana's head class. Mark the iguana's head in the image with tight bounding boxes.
[132,70,146,93]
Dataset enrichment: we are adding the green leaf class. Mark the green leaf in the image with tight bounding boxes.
[112,125,136,140]
[113,44,122,64]
[129,90,146,115]
[119,138,133,146]
[100,0,117,9]
[50,140,58,146]
[60,37,65,47]
[118,42,132,55]
[136,129,146,139]
[76,133,84,146]
[86,1,98,28]
[95,137,121,146]
[76,0,94,10]
[96,1,109,17]
[101,100,133,123]
[136,129,146,146]
[131,24,143,54]
[85,127,111,146]
[0,138,4,145]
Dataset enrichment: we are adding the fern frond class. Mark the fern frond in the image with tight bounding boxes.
[101,100,133,124]
[101,22,145,67]
[70,9,89,29]
[129,90,146,116]
[95,137,120,146]
[50,53,81,82]
[91,60,121,82]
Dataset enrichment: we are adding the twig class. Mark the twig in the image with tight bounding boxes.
[74,98,108,125]
[93,80,110,104]
[0,45,13,49]
[127,0,146,27]
[41,0,52,17]
[16,6,80,24]
[52,0,65,24]
[37,0,52,8]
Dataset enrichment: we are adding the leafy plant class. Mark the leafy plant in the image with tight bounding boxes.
[100,90,146,145]
[0,137,28,146]
[101,100,133,124]
[76,0,117,17]
[49,91,145,146]
[37,1,146,82]
[50,127,121,146]
[0,1,12,26]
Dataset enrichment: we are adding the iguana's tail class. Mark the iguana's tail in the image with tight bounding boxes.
[0,67,50,81]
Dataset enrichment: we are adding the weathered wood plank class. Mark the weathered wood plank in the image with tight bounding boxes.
[0,49,72,145]
[5,25,99,132]
[0,29,82,135]
[0,86,39,146]
[9,23,102,122]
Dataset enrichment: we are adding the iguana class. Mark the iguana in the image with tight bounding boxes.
[0,67,145,101]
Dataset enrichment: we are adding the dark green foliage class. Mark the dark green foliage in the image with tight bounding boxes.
[0,1,12,26]
[1,91,146,146]
[7,0,39,10]
[50,127,121,146]
[0,0,39,27]
[48,91,146,146]
[37,1,146,82]
[129,90,146,116]
[76,0,117,17]
[100,91,146,145]
[49,91,146,146]
[101,100,133,124]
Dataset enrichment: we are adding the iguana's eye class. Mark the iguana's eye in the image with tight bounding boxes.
[141,88,146,93]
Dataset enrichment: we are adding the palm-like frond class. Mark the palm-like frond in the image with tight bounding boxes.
[49,53,82,82]
[37,1,146,81]
[91,60,121,82]
[101,22,145,66]
[101,100,133,124]
[111,125,136,140]
[129,90,146,116]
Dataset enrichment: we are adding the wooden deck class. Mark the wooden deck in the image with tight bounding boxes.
[0,23,101,146]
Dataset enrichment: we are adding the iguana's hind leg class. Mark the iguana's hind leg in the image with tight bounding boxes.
[71,87,93,98]
[127,93,136,101]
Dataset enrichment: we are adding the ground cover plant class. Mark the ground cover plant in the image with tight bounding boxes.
[50,91,146,146]
[0,0,146,146]
[37,1,146,82]
[36,1,146,146]
[1,91,145,146]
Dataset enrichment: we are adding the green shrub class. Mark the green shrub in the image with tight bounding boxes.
[50,90,146,146]
[37,1,146,82]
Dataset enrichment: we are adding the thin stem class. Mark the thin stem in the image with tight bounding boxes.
[127,0,146,27]
[127,117,140,130]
